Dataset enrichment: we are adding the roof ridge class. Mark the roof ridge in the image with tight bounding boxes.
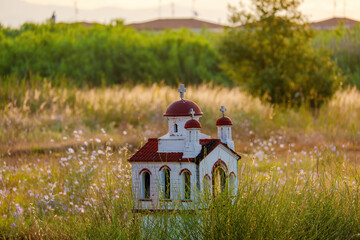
[128,138,240,163]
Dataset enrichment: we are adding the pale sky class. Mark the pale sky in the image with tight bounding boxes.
[22,0,360,20]
[1,0,359,27]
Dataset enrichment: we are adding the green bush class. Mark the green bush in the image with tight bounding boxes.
[313,24,360,89]
[0,23,229,86]
[219,0,342,107]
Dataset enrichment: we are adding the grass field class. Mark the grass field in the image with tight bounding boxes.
[1,81,360,238]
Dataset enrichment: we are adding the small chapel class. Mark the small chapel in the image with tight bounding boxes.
[128,84,241,211]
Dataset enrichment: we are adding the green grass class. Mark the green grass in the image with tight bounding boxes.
[1,140,360,239]
[1,79,360,238]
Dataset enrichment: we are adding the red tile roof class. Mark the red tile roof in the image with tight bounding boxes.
[128,138,241,163]
[164,99,203,117]
[310,17,360,29]
[216,116,233,126]
[127,18,224,31]
[185,119,201,129]
[128,138,183,162]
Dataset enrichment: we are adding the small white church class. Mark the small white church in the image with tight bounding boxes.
[128,84,241,211]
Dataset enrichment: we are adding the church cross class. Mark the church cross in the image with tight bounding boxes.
[178,84,186,99]
[189,108,195,118]
[220,105,227,116]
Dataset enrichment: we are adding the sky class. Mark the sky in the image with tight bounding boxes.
[22,0,360,19]
[1,0,359,27]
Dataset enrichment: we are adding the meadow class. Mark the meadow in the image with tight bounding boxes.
[1,79,360,238]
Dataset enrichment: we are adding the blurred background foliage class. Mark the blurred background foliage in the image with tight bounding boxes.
[0,2,360,106]
[314,24,360,90]
[0,22,228,87]
[220,0,342,107]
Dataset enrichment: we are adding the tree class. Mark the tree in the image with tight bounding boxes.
[219,0,342,107]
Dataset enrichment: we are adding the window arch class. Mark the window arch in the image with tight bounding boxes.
[180,169,192,200]
[140,170,151,199]
[212,160,228,197]
[229,172,236,193]
[174,124,178,133]
[203,174,211,195]
[159,166,171,199]
[184,172,191,200]
[213,167,226,196]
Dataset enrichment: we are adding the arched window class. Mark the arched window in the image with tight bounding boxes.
[203,174,211,195]
[174,124,178,133]
[213,167,226,196]
[141,171,151,199]
[212,161,228,197]
[161,168,171,199]
[229,172,236,193]
[180,169,191,200]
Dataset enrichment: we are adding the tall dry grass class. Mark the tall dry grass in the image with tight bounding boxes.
[1,80,360,238]
[1,82,359,151]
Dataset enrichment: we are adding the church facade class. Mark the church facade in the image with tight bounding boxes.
[128,84,241,211]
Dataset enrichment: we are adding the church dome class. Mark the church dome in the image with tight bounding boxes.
[216,116,233,126]
[164,99,203,117]
[185,119,201,129]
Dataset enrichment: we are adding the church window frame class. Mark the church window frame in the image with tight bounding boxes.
[179,168,192,200]
[139,169,152,200]
[211,160,228,197]
[229,172,236,193]
[203,174,211,196]
[159,165,171,200]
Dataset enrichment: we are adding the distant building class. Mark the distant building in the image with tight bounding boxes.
[127,18,224,33]
[310,17,360,30]
[78,21,94,27]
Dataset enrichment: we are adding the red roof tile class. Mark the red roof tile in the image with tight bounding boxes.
[310,17,360,29]
[128,138,183,162]
[128,138,241,163]
[216,116,233,126]
[164,99,203,117]
[185,119,201,129]
[127,18,224,31]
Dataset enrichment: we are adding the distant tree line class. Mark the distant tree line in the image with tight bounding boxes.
[0,8,359,106]
[0,22,229,86]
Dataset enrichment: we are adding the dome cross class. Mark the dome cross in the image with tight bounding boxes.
[189,108,195,118]
[220,105,227,116]
[178,84,186,99]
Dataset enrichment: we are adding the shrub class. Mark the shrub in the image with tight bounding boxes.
[0,23,229,86]
[313,24,360,89]
[219,0,342,107]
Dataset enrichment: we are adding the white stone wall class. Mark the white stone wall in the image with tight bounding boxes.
[158,137,185,153]
[166,116,200,137]
[217,126,235,151]
[158,115,210,153]
[183,128,202,158]
[131,162,197,210]
[199,145,239,195]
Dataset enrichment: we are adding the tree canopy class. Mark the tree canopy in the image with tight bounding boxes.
[220,0,342,107]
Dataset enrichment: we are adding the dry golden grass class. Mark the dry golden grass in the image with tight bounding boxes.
[1,83,360,239]
[1,84,359,159]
